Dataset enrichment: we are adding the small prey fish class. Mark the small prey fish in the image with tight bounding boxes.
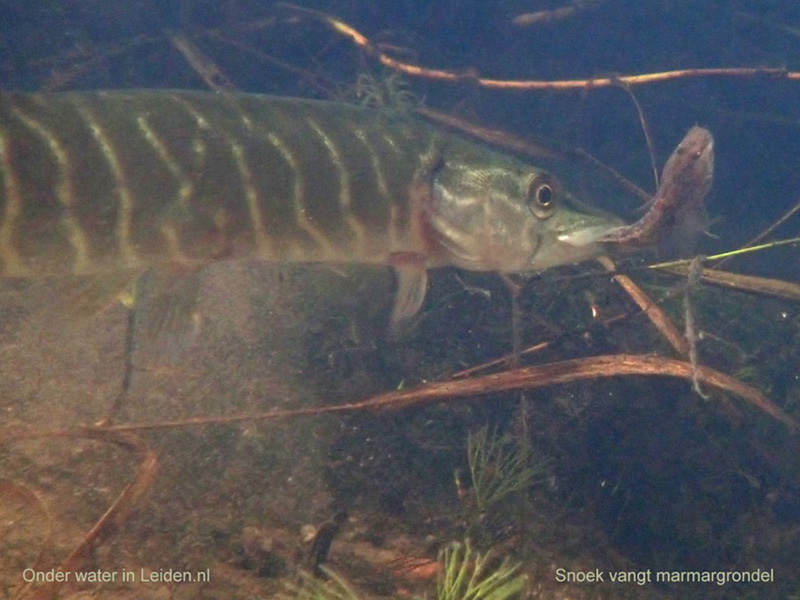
[599,126,715,249]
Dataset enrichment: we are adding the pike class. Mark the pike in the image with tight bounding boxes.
[0,90,621,328]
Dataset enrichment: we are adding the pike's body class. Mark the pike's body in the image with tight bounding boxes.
[0,90,618,323]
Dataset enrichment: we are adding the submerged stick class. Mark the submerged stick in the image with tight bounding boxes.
[661,265,800,304]
[598,256,689,356]
[13,432,158,600]
[364,354,795,429]
[645,237,800,303]
[170,33,238,92]
[414,106,561,161]
[5,354,793,438]
[1,480,53,592]
[512,0,602,26]
[281,4,800,89]
[716,196,800,268]
[683,256,709,399]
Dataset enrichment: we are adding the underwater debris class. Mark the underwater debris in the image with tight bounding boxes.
[291,4,799,92]
[238,526,292,578]
[169,33,237,92]
[9,430,157,600]
[307,511,349,578]
[684,255,710,399]
[598,254,690,356]
[512,0,603,27]
[658,254,800,304]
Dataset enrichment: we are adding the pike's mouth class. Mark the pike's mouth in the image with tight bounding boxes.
[524,218,624,271]
[557,223,625,247]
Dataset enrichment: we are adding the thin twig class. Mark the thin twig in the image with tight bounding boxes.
[597,255,689,355]
[281,4,800,90]
[613,81,659,191]
[1,480,53,593]
[208,33,336,97]
[42,34,157,92]
[4,354,794,440]
[13,432,158,600]
[512,0,603,27]
[414,106,562,160]
[684,256,709,399]
[662,265,800,304]
[567,147,652,203]
[716,196,800,268]
[170,33,238,92]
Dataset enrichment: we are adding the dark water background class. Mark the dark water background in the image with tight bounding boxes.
[1,2,799,599]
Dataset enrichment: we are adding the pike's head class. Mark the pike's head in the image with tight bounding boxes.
[427,139,621,273]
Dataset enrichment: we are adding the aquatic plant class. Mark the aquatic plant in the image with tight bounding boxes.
[436,540,525,600]
[467,426,549,514]
[283,567,362,600]
[283,542,525,600]
[355,71,419,109]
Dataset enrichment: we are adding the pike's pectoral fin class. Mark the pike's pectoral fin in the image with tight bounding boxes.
[134,269,204,362]
[52,268,204,361]
[389,254,429,337]
[55,270,143,319]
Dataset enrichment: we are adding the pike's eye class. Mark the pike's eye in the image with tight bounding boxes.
[536,184,553,206]
[526,175,558,219]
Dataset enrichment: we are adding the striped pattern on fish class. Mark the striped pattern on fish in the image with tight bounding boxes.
[0,90,619,324]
